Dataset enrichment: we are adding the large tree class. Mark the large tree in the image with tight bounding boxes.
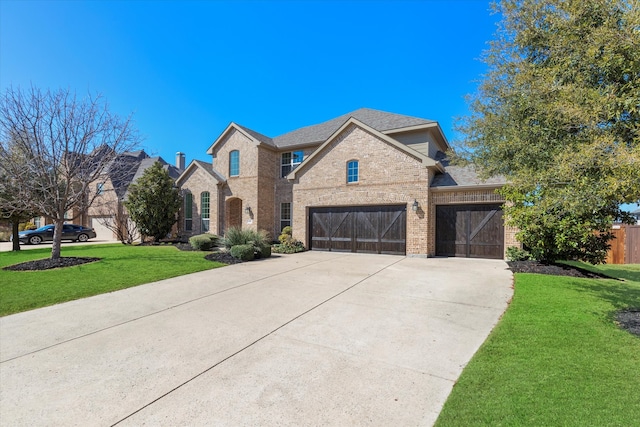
[124,161,181,242]
[0,86,140,258]
[458,0,640,263]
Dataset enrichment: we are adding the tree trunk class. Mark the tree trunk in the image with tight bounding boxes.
[11,219,20,251]
[50,218,65,259]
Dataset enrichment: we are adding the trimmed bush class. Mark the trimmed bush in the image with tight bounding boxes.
[506,246,532,261]
[272,241,306,254]
[273,226,305,254]
[230,244,255,261]
[189,234,219,251]
[255,244,272,259]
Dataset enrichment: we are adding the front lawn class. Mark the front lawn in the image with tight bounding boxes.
[435,263,640,426]
[0,244,224,316]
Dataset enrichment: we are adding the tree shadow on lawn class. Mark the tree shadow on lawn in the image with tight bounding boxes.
[568,277,640,337]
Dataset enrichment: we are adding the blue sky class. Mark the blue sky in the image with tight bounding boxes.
[2,0,636,212]
[1,0,499,161]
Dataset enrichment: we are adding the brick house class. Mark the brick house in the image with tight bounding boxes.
[177,108,517,258]
[87,150,183,240]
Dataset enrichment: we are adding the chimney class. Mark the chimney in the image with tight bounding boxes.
[176,152,185,170]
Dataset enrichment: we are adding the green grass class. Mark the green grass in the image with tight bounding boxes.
[0,244,224,316]
[435,263,640,427]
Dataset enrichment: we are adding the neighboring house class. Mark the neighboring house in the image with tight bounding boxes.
[177,108,517,259]
[632,208,640,225]
[87,150,183,240]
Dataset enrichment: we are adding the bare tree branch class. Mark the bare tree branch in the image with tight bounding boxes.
[0,86,141,258]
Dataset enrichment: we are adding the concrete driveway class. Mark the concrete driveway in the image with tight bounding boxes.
[0,252,513,426]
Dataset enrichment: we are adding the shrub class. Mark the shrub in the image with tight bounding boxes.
[19,222,36,231]
[230,244,255,261]
[273,226,305,253]
[255,243,272,259]
[223,227,270,249]
[223,228,273,260]
[189,234,219,251]
[272,241,306,254]
[506,246,532,261]
[278,226,293,243]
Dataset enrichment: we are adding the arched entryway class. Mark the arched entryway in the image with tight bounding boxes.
[226,198,242,230]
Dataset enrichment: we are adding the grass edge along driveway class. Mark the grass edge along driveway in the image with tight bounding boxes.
[435,263,640,427]
[0,244,224,316]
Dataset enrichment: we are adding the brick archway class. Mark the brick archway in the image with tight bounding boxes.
[226,198,242,230]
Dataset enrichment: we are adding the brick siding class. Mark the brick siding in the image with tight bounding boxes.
[290,124,432,255]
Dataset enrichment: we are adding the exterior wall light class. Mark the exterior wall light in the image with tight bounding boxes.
[412,200,419,212]
[244,206,251,215]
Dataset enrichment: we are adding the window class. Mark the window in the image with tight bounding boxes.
[280,203,291,232]
[347,160,359,183]
[33,217,41,228]
[201,192,210,232]
[184,193,193,231]
[229,150,239,177]
[96,182,104,195]
[281,150,304,177]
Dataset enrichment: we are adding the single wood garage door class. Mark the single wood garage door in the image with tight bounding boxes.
[436,204,504,259]
[309,205,406,255]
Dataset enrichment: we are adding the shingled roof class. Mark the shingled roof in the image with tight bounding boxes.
[430,152,507,188]
[272,108,437,148]
[235,124,275,147]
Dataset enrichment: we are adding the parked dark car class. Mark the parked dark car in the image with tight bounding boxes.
[16,224,97,245]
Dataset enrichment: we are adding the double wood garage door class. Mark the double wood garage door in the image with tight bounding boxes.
[309,205,406,255]
[436,204,504,259]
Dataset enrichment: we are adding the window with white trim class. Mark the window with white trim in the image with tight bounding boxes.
[229,150,239,177]
[281,151,304,177]
[201,191,210,232]
[280,202,291,232]
[347,160,359,183]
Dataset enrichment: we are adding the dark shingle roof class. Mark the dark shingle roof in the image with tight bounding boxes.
[272,108,436,148]
[107,150,150,198]
[131,156,182,182]
[430,153,507,187]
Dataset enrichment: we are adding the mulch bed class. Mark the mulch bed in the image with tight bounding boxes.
[616,309,640,337]
[3,257,101,271]
[204,251,243,265]
[506,261,613,279]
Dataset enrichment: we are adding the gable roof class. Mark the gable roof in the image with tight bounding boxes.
[273,108,438,148]
[176,159,226,186]
[430,152,507,189]
[288,117,444,180]
[206,123,275,155]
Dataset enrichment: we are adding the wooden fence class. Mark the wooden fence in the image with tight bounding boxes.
[606,224,640,264]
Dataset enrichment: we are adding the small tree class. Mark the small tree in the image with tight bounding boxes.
[125,161,181,242]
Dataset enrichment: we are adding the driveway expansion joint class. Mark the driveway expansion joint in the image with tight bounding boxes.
[111,255,406,426]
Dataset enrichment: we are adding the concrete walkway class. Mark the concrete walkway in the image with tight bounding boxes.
[0,252,513,426]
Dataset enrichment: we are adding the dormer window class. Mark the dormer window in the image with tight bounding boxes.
[347,160,359,183]
[281,150,304,178]
[229,150,239,177]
